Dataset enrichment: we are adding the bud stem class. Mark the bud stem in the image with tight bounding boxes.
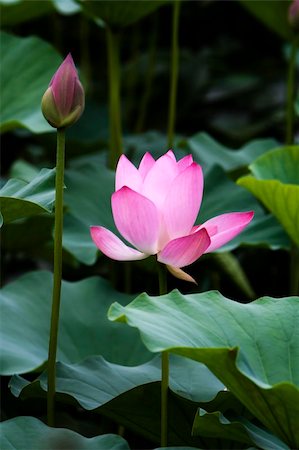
[47,127,66,426]
[286,36,298,145]
[167,0,181,149]
[158,263,169,448]
[106,27,123,170]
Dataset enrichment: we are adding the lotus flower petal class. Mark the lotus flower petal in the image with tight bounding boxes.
[112,187,159,254]
[158,228,210,268]
[177,154,193,172]
[142,152,179,209]
[138,152,156,180]
[90,226,147,261]
[115,154,142,192]
[196,211,254,253]
[166,265,197,284]
[163,163,203,241]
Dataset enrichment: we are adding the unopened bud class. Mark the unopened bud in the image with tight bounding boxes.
[288,0,299,32]
[41,53,85,129]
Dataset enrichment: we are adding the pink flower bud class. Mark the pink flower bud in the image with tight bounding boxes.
[288,0,299,31]
[41,53,85,129]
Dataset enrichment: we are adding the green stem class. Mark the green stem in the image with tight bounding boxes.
[286,37,298,145]
[158,263,168,447]
[135,15,158,133]
[47,128,65,426]
[167,0,181,149]
[106,26,123,170]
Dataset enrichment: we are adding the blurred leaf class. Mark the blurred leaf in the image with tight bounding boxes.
[9,159,39,182]
[78,0,169,28]
[237,146,299,246]
[0,416,130,450]
[0,168,55,225]
[0,0,53,26]
[52,0,81,14]
[193,410,290,450]
[0,32,61,133]
[109,291,299,448]
[240,0,293,41]
[0,271,150,375]
[187,132,279,172]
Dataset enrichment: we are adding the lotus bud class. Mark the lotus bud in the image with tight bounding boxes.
[288,0,299,31]
[41,53,85,129]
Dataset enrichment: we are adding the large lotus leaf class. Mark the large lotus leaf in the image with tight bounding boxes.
[10,355,230,447]
[0,168,55,226]
[240,0,293,41]
[0,32,61,133]
[109,291,299,448]
[78,0,169,28]
[0,416,130,450]
[187,132,278,172]
[0,270,151,375]
[193,410,290,450]
[237,146,299,246]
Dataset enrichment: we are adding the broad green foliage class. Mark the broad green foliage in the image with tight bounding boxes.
[0,168,55,226]
[0,0,53,26]
[0,32,61,133]
[10,355,232,447]
[193,410,290,450]
[78,0,169,28]
[238,146,299,246]
[109,291,299,448]
[0,271,150,375]
[187,133,278,172]
[240,0,293,40]
[0,416,130,450]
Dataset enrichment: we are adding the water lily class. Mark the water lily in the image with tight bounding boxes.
[90,151,253,282]
[41,53,85,129]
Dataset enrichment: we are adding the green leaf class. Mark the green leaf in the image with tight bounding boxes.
[187,132,279,172]
[0,168,56,225]
[0,31,62,133]
[10,354,226,447]
[0,416,130,450]
[237,146,299,246]
[0,271,151,375]
[193,410,290,450]
[109,291,299,448]
[78,0,169,28]
[240,0,293,41]
[0,0,53,26]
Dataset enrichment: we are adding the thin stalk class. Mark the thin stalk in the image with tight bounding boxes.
[47,128,66,426]
[158,263,168,447]
[286,36,298,145]
[167,0,181,149]
[135,15,158,133]
[106,26,123,170]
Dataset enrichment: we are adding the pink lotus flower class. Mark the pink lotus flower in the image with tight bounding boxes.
[90,151,253,282]
[41,53,85,129]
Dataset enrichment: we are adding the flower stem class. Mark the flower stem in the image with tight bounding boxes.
[167,0,181,149]
[158,263,168,447]
[106,26,123,170]
[47,127,65,426]
[286,36,298,145]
